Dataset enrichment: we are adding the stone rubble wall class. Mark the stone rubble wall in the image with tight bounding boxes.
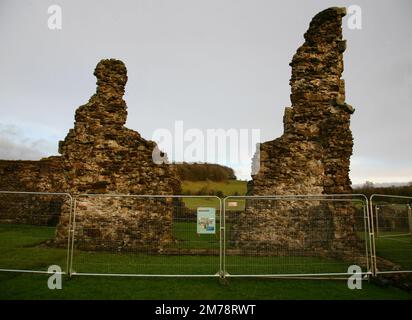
[0,157,66,225]
[54,59,180,249]
[0,59,181,250]
[56,197,175,251]
[251,7,353,197]
[233,7,363,259]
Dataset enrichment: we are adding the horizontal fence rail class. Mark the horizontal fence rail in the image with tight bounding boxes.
[369,194,412,275]
[0,191,73,275]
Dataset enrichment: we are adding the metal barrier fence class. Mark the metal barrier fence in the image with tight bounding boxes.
[223,194,372,278]
[370,194,412,275]
[374,204,411,238]
[0,191,72,274]
[68,195,222,277]
[3,190,412,279]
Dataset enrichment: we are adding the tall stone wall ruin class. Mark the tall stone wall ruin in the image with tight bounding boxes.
[232,8,363,259]
[0,59,181,250]
[252,7,353,196]
[54,59,181,250]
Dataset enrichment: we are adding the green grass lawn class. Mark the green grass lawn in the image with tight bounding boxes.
[1,224,412,299]
[0,224,67,272]
[375,233,412,271]
[1,272,411,300]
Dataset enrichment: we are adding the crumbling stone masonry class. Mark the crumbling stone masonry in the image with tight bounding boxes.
[232,8,363,258]
[0,157,65,225]
[0,59,180,250]
[55,59,180,250]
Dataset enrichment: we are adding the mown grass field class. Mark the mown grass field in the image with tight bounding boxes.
[1,224,411,300]
[375,233,412,270]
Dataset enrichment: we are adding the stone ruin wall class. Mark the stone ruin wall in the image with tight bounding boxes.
[0,59,181,251]
[0,157,65,225]
[54,59,181,250]
[232,8,363,259]
[252,7,353,196]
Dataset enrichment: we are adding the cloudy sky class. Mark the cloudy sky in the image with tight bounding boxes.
[0,0,411,183]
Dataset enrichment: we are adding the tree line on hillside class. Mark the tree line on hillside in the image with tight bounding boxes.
[183,187,241,198]
[354,181,412,202]
[173,163,236,181]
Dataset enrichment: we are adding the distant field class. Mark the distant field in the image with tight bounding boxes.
[181,180,247,196]
[181,180,247,210]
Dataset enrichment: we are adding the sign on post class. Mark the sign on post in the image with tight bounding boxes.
[197,207,216,234]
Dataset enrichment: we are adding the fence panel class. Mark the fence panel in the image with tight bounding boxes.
[69,195,222,277]
[370,195,412,275]
[0,191,72,274]
[223,195,372,278]
[1,190,385,279]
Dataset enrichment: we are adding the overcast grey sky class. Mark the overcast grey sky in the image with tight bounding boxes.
[0,0,411,183]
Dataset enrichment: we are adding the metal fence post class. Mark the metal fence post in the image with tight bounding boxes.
[375,206,380,238]
[65,194,74,277]
[68,197,77,278]
[408,204,412,241]
[362,204,370,276]
[219,197,225,279]
[369,196,377,277]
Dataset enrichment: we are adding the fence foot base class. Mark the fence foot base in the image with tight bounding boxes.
[219,276,229,286]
